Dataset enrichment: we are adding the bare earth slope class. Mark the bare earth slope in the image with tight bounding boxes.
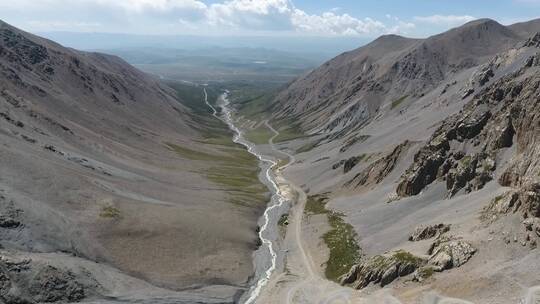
[0,20,262,303]
[262,18,540,303]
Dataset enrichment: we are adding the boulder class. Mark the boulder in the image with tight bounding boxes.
[485,183,540,221]
[409,224,450,241]
[428,239,476,271]
[340,250,425,289]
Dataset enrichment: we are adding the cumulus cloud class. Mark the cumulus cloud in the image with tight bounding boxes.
[413,15,476,26]
[206,0,295,31]
[1,0,416,36]
[202,0,413,36]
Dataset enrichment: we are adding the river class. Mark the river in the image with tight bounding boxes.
[204,89,290,304]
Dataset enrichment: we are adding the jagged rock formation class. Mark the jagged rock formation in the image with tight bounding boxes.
[409,223,450,241]
[345,141,412,188]
[428,237,476,271]
[0,256,87,304]
[340,234,476,289]
[340,250,425,289]
[340,235,476,289]
[397,34,540,198]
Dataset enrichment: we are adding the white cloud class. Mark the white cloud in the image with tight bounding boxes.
[413,15,476,26]
[91,0,208,12]
[1,0,417,36]
[202,0,414,36]
[206,0,294,31]
[292,11,387,35]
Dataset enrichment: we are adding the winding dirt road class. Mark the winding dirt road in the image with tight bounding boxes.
[209,89,540,304]
[261,121,361,304]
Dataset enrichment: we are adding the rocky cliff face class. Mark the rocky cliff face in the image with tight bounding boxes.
[397,33,540,198]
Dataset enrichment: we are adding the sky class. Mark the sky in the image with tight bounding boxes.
[1,0,539,38]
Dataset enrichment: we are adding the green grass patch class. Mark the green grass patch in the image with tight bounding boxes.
[223,82,278,121]
[392,250,424,265]
[296,140,320,154]
[277,158,289,168]
[323,212,361,281]
[203,145,268,207]
[100,205,120,219]
[244,123,275,145]
[167,81,212,114]
[166,84,269,207]
[304,194,361,282]
[415,266,435,280]
[391,95,409,109]
[273,123,306,143]
[305,195,330,215]
[165,142,217,161]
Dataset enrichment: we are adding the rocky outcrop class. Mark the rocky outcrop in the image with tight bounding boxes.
[409,224,450,241]
[29,265,85,303]
[340,235,476,289]
[340,250,426,289]
[346,141,411,188]
[0,256,87,303]
[343,154,367,173]
[0,196,22,229]
[428,238,476,271]
[524,32,540,48]
[397,36,540,198]
[484,183,540,240]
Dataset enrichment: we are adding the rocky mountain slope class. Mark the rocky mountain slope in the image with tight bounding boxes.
[264,18,540,303]
[272,19,539,134]
[0,20,262,303]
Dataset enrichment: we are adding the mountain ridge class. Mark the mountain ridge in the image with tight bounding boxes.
[0,19,263,303]
[271,18,540,134]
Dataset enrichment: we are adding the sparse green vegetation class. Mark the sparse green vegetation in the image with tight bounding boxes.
[278,214,289,226]
[224,82,279,120]
[277,158,289,168]
[392,250,424,265]
[304,194,361,282]
[296,140,320,154]
[415,266,435,280]
[274,123,307,143]
[166,84,269,207]
[245,123,275,145]
[324,211,361,281]
[391,95,409,109]
[100,205,121,218]
[167,82,210,114]
[165,143,216,161]
[460,155,472,167]
[305,195,330,215]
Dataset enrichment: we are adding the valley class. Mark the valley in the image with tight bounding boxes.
[1,6,540,304]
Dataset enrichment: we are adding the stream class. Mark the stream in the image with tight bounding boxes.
[205,89,289,304]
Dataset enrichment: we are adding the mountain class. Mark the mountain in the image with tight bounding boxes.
[256,18,540,302]
[0,20,262,303]
[272,19,536,134]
